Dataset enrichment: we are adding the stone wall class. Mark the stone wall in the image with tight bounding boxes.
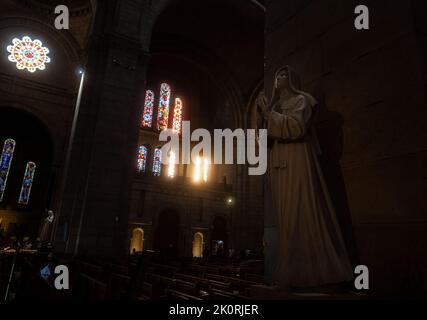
[129,176,234,257]
[265,0,427,295]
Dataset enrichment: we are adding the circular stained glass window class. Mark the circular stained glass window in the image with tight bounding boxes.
[7,36,51,73]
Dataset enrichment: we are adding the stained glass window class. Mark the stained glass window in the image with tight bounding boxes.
[172,98,183,134]
[137,146,148,173]
[141,90,155,128]
[156,83,171,131]
[203,158,209,183]
[153,147,162,176]
[7,36,51,73]
[18,162,36,205]
[0,139,16,202]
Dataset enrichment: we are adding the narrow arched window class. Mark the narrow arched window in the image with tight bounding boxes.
[141,90,155,128]
[18,161,36,205]
[130,228,144,254]
[172,98,183,134]
[156,83,171,131]
[137,145,148,173]
[0,139,16,202]
[152,147,162,176]
[192,232,204,258]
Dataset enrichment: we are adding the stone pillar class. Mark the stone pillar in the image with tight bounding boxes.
[54,0,151,258]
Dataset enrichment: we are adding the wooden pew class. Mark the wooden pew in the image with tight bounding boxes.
[174,279,200,297]
[109,263,129,276]
[204,273,259,296]
[184,264,205,276]
[80,261,103,280]
[151,274,176,286]
[244,273,264,284]
[209,288,237,300]
[175,273,209,287]
[209,288,252,301]
[136,276,164,300]
[107,272,130,299]
[219,266,240,276]
[151,263,178,277]
[204,266,219,275]
[205,274,239,287]
[150,274,176,298]
[167,289,203,301]
[208,279,232,292]
[137,281,154,300]
[76,273,107,300]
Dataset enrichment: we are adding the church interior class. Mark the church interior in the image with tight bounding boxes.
[0,0,426,303]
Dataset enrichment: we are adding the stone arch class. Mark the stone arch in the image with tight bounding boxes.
[192,231,204,258]
[153,208,180,256]
[144,0,264,130]
[145,0,264,195]
[138,0,172,52]
[0,103,59,163]
[130,227,144,253]
[149,37,243,130]
[0,107,55,240]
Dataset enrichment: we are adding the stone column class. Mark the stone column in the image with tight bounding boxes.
[54,0,151,258]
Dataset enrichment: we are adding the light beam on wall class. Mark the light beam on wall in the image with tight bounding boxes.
[194,157,201,183]
[194,157,209,183]
[203,158,209,183]
[168,151,176,178]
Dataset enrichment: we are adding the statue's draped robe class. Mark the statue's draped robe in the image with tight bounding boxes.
[267,94,353,288]
[39,216,53,243]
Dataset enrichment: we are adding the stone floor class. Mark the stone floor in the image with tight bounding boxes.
[250,285,367,300]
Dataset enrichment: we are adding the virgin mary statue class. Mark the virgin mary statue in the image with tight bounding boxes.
[258,66,353,290]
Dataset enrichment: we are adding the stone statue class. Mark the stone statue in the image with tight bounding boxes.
[39,210,55,243]
[257,66,353,290]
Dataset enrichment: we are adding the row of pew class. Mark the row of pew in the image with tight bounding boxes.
[71,258,264,301]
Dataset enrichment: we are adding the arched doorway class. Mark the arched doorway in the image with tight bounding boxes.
[211,216,227,257]
[0,107,54,242]
[130,228,144,254]
[154,209,180,256]
[192,232,204,258]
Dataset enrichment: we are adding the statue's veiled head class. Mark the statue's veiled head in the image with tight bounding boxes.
[271,65,317,109]
[274,65,302,94]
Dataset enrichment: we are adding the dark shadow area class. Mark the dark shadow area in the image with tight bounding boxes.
[0,107,54,243]
[154,209,180,257]
[314,99,359,267]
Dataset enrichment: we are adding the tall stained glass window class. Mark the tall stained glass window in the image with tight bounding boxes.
[0,139,16,202]
[18,162,36,205]
[137,146,148,173]
[156,83,171,131]
[141,90,155,128]
[7,36,51,73]
[152,147,162,176]
[172,98,183,134]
